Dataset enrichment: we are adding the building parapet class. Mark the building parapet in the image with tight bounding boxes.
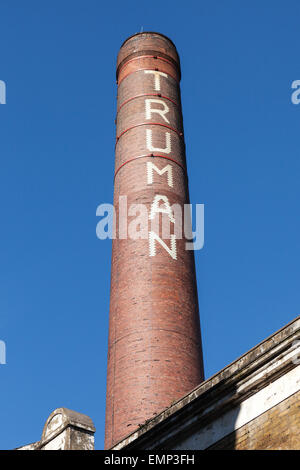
[112,316,300,450]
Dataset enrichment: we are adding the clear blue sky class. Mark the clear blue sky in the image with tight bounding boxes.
[0,0,299,450]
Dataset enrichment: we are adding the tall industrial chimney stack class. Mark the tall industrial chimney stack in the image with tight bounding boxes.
[105,32,204,449]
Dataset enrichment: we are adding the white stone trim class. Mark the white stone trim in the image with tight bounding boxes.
[175,364,300,450]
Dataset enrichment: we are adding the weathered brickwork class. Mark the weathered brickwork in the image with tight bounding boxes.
[210,390,300,450]
[105,32,204,449]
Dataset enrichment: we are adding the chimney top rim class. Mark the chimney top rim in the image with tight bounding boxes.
[120,32,177,50]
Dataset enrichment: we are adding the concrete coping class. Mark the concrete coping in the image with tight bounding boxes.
[41,407,96,442]
[16,407,95,450]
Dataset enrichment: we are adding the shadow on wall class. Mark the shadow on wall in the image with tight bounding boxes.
[164,386,240,451]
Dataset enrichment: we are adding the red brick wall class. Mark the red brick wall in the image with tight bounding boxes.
[105,32,204,449]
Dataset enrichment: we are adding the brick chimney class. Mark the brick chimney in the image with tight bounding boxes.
[105,32,204,449]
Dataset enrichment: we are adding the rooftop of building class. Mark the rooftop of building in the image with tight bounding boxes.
[111,315,300,450]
